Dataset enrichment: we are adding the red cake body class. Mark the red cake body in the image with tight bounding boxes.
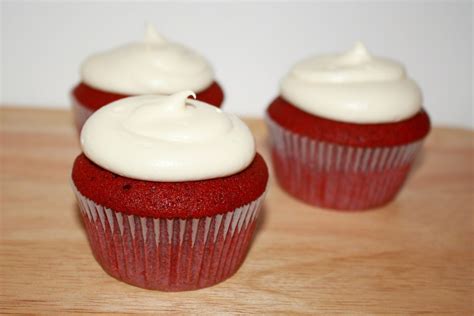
[267,97,430,147]
[266,96,430,210]
[73,81,225,111]
[72,153,268,219]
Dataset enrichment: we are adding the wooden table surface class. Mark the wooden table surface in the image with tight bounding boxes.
[1,107,472,315]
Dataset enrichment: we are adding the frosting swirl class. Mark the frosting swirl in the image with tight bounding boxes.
[280,42,422,123]
[81,92,255,181]
[80,24,214,95]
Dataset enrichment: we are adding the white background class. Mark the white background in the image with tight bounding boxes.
[1,1,472,128]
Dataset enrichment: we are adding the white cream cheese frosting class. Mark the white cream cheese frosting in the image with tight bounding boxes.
[80,24,214,95]
[280,42,422,123]
[81,92,255,182]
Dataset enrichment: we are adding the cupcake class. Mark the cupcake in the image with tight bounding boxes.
[266,42,430,210]
[72,24,224,130]
[71,91,268,291]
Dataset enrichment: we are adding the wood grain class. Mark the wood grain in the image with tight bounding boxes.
[1,107,473,315]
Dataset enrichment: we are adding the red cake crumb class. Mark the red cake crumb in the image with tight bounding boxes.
[72,153,268,219]
[72,81,225,111]
[267,97,430,147]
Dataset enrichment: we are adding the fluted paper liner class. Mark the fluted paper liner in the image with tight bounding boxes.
[73,183,265,291]
[266,116,424,210]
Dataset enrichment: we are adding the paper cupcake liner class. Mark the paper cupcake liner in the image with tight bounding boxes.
[72,183,265,291]
[71,96,93,132]
[266,116,424,210]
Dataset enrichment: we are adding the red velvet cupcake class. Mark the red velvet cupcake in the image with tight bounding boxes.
[71,24,224,130]
[266,42,430,210]
[72,92,268,291]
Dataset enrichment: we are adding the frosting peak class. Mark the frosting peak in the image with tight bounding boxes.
[81,93,254,181]
[281,42,422,123]
[80,24,214,95]
[126,90,196,117]
[340,42,372,64]
[144,23,166,43]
